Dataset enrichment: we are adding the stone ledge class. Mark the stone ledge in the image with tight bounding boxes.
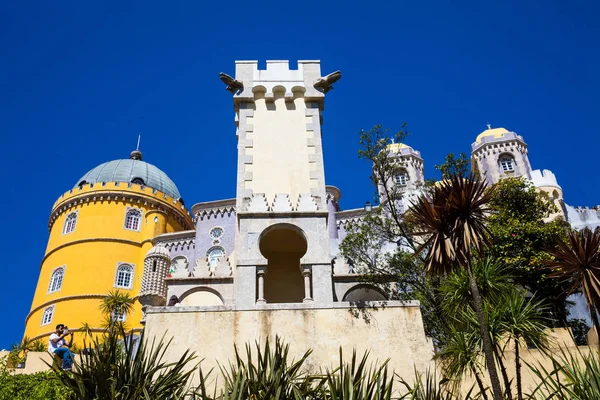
[146,300,420,314]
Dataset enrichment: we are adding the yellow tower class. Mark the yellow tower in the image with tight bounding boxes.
[24,149,194,345]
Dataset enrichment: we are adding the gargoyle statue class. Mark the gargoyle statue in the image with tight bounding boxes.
[313,70,342,93]
[219,72,243,93]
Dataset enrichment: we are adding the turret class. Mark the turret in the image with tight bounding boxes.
[140,244,171,306]
[376,143,424,212]
[471,127,532,185]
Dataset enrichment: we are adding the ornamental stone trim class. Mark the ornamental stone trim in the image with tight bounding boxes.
[195,207,236,221]
[42,238,142,265]
[25,294,140,325]
[49,189,193,232]
[27,327,143,343]
[155,239,194,252]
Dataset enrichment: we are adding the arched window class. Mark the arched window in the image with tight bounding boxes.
[207,247,225,268]
[114,264,134,289]
[499,155,515,172]
[48,267,65,293]
[170,256,189,278]
[124,209,142,231]
[394,171,408,186]
[131,177,145,185]
[63,212,77,234]
[41,306,55,326]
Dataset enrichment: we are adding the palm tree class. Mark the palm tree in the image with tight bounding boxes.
[100,289,135,328]
[500,290,550,400]
[434,328,488,400]
[408,174,503,400]
[439,258,514,399]
[547,227,600,350]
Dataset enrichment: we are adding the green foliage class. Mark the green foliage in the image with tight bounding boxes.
[0,357,71,400]
[6,337,47,368]
[398,368,476,400]
[100,289,135,328]
[433,328,483,394]
[439,258,513,316]
[321,349,394,400]
[407,174,491,274]
[527,347,600,399]
[547,227,600,343]
[52,325,201,399]
[434,153,470,180]
[568,318,590,346]
[487,177,569,324]
[219,336,320,400]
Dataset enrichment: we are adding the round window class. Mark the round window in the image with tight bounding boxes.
[209,227,224,240]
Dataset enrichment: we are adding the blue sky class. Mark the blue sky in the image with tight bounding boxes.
[1,1,598,348]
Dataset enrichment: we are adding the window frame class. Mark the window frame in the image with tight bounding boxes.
[47,266,65,294]
[114,263,135,290]
[41,305,55,326]
[62,211,78,235]
[499,155,516,172]
[123,208,143,232]
[394,171,409,186]
[209,226,224,240]
[206,246,225,268]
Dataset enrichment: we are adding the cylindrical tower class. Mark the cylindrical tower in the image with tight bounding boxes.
[139,244,171,323]
[23,150,194,345]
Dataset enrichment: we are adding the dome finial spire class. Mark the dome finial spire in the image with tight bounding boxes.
[130,134,143,161]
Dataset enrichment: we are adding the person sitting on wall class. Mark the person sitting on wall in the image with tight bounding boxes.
[48,323,74,370]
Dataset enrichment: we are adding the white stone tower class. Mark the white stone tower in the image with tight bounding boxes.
[223,60,341,308]
[471,127,532,185]
[139,244,171,321]
[377,143,424,208]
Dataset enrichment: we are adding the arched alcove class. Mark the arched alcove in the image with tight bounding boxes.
[259,224,307,303]
[179,288,224,306]
[342,285,387,302]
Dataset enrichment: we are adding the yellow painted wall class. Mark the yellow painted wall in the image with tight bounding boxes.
[24,183,193,345]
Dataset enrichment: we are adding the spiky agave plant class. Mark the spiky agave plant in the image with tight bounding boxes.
[320,348,394,400]
[398,368,476,400]
[218,336,320,400]
[50,325,201,400]
[526,346,600,400]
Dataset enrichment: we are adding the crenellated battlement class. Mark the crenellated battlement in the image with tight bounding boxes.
[231,60,329,101]
[49,182,192,231]
[573,205,600,214]
[565,203,600,230]
[471,131,527,152]
[191,199,236,221]
[530,169,561,189]
[54,181,188,210]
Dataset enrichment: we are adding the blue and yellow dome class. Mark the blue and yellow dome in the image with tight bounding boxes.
[75,151,181,199]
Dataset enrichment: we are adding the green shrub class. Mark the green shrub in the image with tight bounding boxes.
[0,358,71,400]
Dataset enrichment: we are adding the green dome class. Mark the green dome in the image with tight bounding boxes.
[75,156,181,200]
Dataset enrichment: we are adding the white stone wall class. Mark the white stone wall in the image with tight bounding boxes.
[143,302,434,385]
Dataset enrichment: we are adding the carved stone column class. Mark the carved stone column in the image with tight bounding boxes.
[303,266,313,303]
[256,266,267,304]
